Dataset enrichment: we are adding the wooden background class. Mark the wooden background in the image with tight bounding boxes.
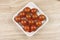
[0,0,60,40]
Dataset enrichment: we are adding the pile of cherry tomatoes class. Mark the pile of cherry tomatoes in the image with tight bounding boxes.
[14,7,46,32]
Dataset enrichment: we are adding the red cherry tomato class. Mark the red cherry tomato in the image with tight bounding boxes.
[38,14,46,21]
[23,25,30,32]
[18,11,26,17]
[36,21,42,27]
[26,14,31,20]
[28,20,35,25]
[30,25,37,31]
[32,14,38,20]
[14,16,21,22]
[20,20,27,26]
[31,8,37,13]
[23,7,31,13]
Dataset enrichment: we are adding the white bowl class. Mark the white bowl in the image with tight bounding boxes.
[12,2,48,37]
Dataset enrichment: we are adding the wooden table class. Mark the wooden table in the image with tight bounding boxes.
[0,0,60,40]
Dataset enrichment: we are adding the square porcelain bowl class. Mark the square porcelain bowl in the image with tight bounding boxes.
[12,2,48,37]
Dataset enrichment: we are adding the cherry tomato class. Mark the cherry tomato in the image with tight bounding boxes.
[23,25,30,32]
[38,14,46,21]
[20,20,27,26]
[30,25,37,31]
[28,20,35,25]
[26,14,31,20]
[36,21,42,27]
[14,16,21,22]
[23,7,31,13]
[31,8,37,13]
[18,11,26,17]
[32,14,38,20]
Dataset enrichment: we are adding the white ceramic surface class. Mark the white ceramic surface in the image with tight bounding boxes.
[12,2,48,37]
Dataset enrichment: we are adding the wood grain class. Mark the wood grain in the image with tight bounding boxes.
[0,0,60,40]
